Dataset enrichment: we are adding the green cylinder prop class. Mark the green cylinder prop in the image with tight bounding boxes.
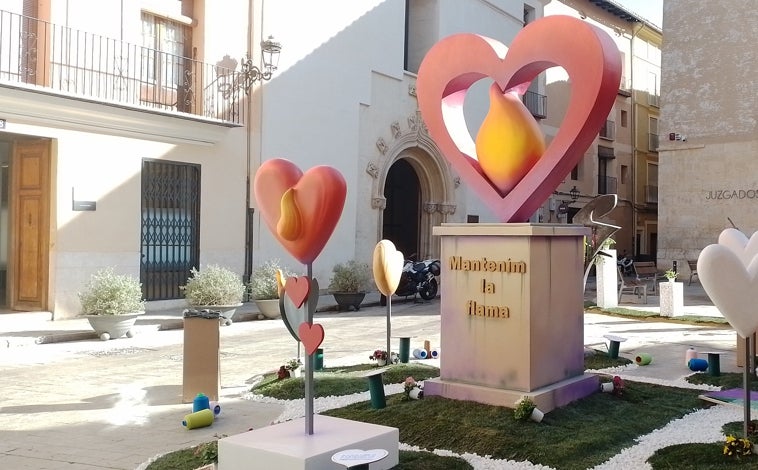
[607,341,620,359]
[367,374,386,409]
[182,408,214,430]
[315,348,324,370]
[399,338,411,363]
[707,353,721,377]
[635,353,652,366]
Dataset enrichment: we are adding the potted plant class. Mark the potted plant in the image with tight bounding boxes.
[664,269,677,282]
[249,259,295,319]
[328,259,372,311]
[78,268,146,341]
[403,376,424,400]
[284,358,302,378]
[181,264,246,325]
[513,396,543,423]
[369,349,389,366]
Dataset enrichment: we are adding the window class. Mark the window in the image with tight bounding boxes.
[620,165,628,184]
[141,13,187,87]
[523,4,536,26]
[620,110,628,127]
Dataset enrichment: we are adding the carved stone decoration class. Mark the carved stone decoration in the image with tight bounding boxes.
[438,203,457,215]
[423,202,438,214]
[371,197,387,210]
[376,137,387,155]
[366,161,379,179]
[453,176,461,188]
[408,83,417,96]
[391,121,401,139]
[408,112,419,132]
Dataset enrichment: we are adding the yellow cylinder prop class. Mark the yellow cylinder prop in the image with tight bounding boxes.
[182,408,214,430]
[373,240,404,296]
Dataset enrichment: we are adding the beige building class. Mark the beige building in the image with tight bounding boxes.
[542,0,661,260]
[658,0,758,271]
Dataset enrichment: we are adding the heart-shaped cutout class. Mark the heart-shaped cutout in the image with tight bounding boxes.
[417,15,621,222]
[372,240,405,296]
[285,276,310,308]
[254,159,346,264]
[298,322,325,355]
[698,243,758,338]
[281,278,319,341]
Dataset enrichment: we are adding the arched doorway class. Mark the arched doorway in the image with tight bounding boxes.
[382,159,420,260]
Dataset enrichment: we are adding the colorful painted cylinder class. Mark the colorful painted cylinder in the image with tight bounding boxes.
[685,347,697,367]
[182,409,214,430]
[209,401,221,417]
[413,348,427,359]
[398,338,411,363]
[688,358,708,372]
[635,353,652,366]
[430,349,439,359]
[192,393,210,412]
[315,348,324,370]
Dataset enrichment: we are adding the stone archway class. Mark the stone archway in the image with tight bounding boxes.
[367,111,457,260]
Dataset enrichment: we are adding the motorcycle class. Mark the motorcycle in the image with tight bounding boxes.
[394,257,441,300]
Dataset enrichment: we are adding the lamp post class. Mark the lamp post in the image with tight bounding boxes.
[239,35,282,93]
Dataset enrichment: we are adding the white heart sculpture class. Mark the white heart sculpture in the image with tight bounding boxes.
[698,243,758,338]
[718,228,758,266]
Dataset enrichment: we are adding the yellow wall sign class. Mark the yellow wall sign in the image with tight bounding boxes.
[449,256,527,319]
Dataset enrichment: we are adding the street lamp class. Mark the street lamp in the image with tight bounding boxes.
[570,186,579,201]
[239,35,282,93]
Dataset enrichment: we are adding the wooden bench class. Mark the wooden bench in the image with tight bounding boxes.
[687,259,699,285]
[633,261,666,294]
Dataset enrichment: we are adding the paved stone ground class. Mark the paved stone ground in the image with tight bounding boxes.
[0,280,743,469]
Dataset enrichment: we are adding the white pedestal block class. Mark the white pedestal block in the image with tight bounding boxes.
[218,415,399,470]
[596,249,618,308]
[659,281,684,317]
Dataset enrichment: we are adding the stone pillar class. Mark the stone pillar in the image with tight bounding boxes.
[596,249,618,308]
[659,281,683,317]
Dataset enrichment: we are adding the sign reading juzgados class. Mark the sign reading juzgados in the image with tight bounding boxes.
[449,256,527,319]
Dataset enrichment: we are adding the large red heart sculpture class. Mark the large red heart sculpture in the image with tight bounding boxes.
[417,15,621,222]
[254,159,347,265]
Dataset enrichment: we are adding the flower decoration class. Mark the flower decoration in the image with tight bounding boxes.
[285,358,302,371]
[403,376,424,400]
[369,350,388,361]
[611,376,625,397]
[723,435,752,458]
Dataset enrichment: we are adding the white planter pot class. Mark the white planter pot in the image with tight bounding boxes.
[530,408,544,423]
[191,303,243,326]
[84,312,144,341]
[289,368,301,378]
[408,387,424,400]
[254,299,281,319]
[600,382,614,393]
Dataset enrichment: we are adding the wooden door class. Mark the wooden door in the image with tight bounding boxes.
[10,140,50,311]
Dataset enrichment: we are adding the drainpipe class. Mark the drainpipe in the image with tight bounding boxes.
[629,23,641,257]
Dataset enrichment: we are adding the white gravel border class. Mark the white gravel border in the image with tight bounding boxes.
[243,361,748,470]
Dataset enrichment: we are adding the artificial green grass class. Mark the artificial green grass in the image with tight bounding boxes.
[146,446,471,469]
[686,372,758,391]
[585,305,730,326]
[648,443,757,468]
[323,380,704,470]
[251,363,440,400]
[584,349,633,370]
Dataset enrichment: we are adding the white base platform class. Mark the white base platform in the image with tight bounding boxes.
[218,415,399,470]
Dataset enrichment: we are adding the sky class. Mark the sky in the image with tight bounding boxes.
[615,0,663,27]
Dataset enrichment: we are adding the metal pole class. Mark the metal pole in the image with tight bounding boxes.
[386,298,392,363]
[744,336,751,438]
[305,263,314,435]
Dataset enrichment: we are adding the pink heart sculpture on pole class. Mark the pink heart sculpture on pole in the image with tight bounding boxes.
[285,276,310,308]
[254,159,347,265]
[698,241,758,338]
[417,15,621,222]
[298,322,325,355]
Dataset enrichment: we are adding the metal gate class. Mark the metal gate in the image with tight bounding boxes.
[140,159,200,300]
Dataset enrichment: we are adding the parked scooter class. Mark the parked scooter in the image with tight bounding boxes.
[394,257,441,300]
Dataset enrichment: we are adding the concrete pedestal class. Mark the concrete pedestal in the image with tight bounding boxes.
[428,223,596,413]
[596,249,618,308]
[659,281,683,317]
[218,415,398,470]
[183,316,220,402]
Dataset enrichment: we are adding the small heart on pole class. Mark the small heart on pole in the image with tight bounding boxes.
[298,322,325,355]
[285,276,310,308]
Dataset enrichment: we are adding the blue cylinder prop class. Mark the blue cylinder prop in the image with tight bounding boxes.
[688,358,708,372]
[193,393,210,412]
[209,400,221,417]
[430,349,439,359]
[413,348,427,359]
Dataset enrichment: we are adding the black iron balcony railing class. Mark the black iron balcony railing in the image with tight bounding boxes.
[522,90,547,119]
[645,185,658,204]
[648,133,659,152]
[598,175,617,195]
[0,9,247,125]
[599,119,615,140]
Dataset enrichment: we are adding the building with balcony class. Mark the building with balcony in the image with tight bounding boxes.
[1,0,553,319]
[540,0,661,260]
[658,1,758,269]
